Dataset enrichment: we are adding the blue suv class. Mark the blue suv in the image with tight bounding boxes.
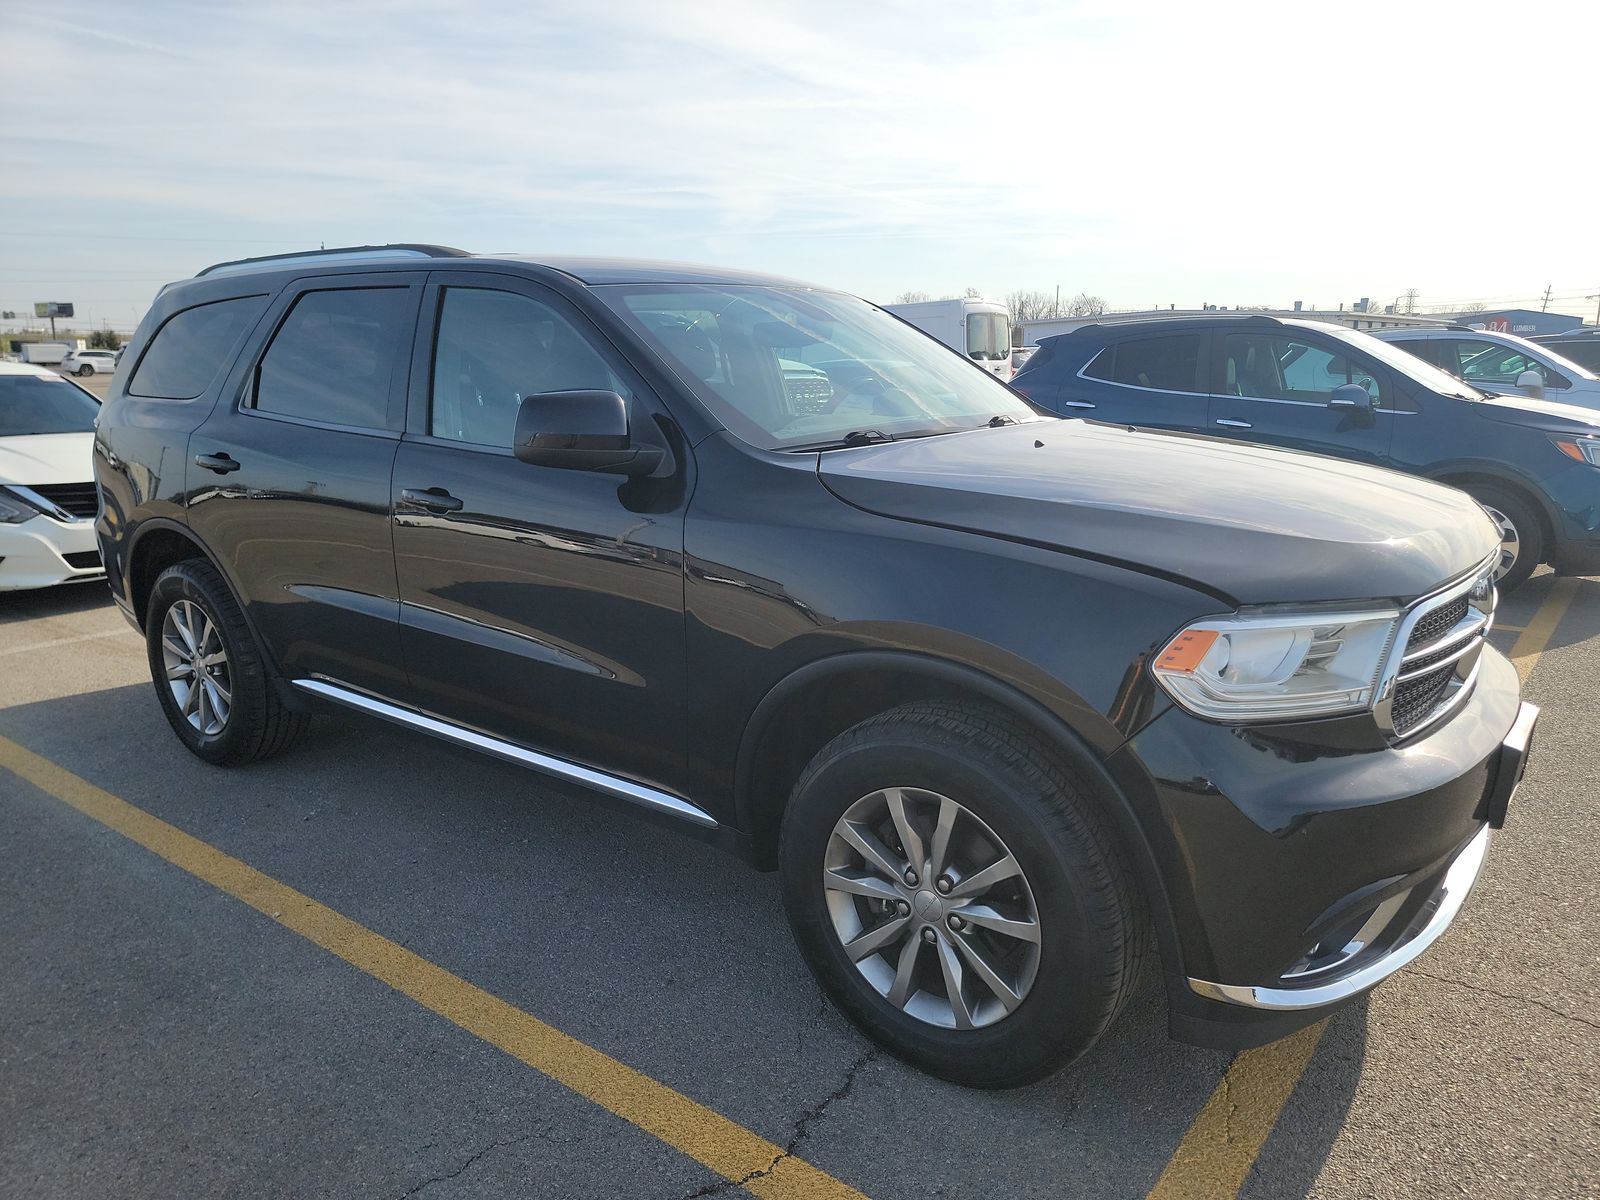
[1012,314,1600,590]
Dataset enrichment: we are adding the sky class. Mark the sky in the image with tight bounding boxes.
[2,0,1597,331]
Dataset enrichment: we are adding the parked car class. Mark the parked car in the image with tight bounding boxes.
[1533,328,1600,374]
[59,348,120,377]
[1371,326,1600,409]
[96,246,1535,1087]
[1013,313,1600,590]
[0,363,104,590]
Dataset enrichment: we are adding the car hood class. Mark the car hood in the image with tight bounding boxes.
[0,432,97,485]
[817,421,1499,606]
[1475,393,1600,431]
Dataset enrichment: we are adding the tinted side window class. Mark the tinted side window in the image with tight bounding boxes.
[1221,333,1384,403]
[128,295,268,399]
[1108,335,1201,391]
[430,287,631,447]
[254,288,410,429]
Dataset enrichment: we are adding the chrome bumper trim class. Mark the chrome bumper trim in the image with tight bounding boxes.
[1188,823,1491,1011]
[292,677,719,829]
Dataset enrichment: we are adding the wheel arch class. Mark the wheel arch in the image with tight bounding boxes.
[125,519,301,704]
[733,650,1181,975]
[1424,465,1555,564]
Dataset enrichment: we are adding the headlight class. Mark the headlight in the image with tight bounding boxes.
[0,487,42,525]
[1153,607,1400,722]
[1554,437,1600,467]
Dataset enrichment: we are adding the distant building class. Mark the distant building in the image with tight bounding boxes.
[1424,308,1584,337]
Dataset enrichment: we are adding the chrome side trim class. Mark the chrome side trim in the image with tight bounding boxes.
[1188,824,1491,1010]
[291,678,719,829]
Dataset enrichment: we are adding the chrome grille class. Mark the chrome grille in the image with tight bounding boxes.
[1381,560,1496,739]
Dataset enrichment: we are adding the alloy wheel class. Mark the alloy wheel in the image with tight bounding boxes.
[1482,504,1521,581]
[160,599,232,736]
[822,786,1042,1029]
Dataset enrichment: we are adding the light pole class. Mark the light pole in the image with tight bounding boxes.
[1589,293,1600,326]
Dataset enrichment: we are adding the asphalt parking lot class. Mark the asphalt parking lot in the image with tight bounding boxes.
[2,566,1597,1199]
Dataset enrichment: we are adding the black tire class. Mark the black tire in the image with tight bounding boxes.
[779,701,1147,1088]
[77,363,94,376]
[1467,485,1543,593]
[145,559,309,765]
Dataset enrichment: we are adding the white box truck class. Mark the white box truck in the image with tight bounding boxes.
[19,342,71,366]
[883,298,1012,380]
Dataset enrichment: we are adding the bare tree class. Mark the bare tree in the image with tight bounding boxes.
[1458,301,1487,314]
[1066,292,1107,317]
[1005,290,1059,321]
[892,290,931,304]
[963,287,983,300]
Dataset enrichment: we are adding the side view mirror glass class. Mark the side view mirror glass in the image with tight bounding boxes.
[512,390,664,476]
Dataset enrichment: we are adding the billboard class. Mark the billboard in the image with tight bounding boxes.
[33,302,75,318]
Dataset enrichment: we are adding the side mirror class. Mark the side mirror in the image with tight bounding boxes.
[512,390,664,476]
[1516,369,1544,400]
[1328,383,1374,409]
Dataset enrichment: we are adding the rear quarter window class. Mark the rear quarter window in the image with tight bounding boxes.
[128,295,269,400]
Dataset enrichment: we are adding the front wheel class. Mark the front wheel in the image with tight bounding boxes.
[1469,485,1543,592]
[779,702,1146,1088]
[145,559,309,765]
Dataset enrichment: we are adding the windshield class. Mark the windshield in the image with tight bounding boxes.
[0,372,100,435]
[1319,327,1491,400]
[597,285,1039,450]
[966,312,1010,361]
[1499,334,1597,382]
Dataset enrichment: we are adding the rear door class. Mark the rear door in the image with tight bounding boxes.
[186,272,422,696]
[389,272,690,793]
[1206,329,1397,467]
[1065,331,1211,431]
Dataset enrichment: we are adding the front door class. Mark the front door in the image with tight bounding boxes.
[390,273,690,793]
[186,273,422,696]
[1206,329,1396,467]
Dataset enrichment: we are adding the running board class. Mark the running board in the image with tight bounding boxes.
[292,678,719,829]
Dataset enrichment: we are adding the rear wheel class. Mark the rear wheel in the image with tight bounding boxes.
[145,559,309,765]
[76,363,94,376]
[779,702,1146,1088]
[1467,485,1542,592]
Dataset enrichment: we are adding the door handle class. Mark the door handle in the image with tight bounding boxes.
[401,487,464,513]
[1061,400,1096,409]
[193,452,241,474]
[1214,419,1253,429]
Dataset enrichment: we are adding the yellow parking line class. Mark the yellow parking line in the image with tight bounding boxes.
[1146,574,1581,1198]
[1146,1022,1326,1200]
[0,735,865,1200]
[1508,576,1579,685]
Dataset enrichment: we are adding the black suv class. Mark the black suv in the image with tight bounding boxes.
[96,247,1536,1086]
[1011,313,1600,591]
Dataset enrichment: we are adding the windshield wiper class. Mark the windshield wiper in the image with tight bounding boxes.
[784,429,897,452]
[985,414,1018,427]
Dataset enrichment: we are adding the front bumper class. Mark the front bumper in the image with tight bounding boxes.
[1109,647,1532,1048]
[0,514,104,591]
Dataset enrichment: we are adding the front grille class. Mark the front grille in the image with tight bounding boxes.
[1391,664,1457,733]
[1407,596,1468,649]
[1387,568,1494,738]
[30,483,99,519]
[63,550,102,570]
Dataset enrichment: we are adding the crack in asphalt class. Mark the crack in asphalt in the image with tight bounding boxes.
[674,1048,878,1199]
[394,1131,542,1198]
[1407,968,1600,1033]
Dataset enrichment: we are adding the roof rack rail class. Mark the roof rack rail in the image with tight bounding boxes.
[196,243,471,278]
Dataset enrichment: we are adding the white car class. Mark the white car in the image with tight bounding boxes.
[0,363,104,591]
[1373,326,1600,410]
[59,348,119,377]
